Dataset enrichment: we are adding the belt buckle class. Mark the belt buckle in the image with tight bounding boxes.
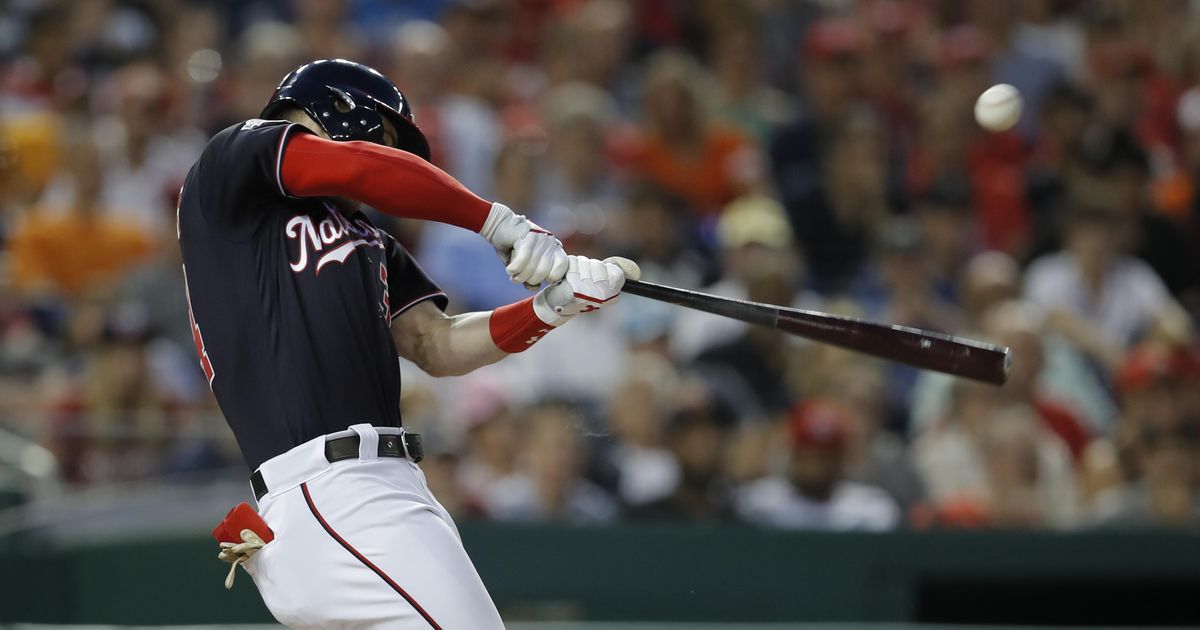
[398,429,424,464]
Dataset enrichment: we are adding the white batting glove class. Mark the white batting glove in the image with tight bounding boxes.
[479,202,569,287]
[532,256,636,326]
[218,528,267,589]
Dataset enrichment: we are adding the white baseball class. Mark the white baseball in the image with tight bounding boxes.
[974,83,1023,132]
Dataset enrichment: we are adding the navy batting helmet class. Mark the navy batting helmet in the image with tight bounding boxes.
[261,59,431,161]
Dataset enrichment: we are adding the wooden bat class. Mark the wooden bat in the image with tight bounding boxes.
[621,279,1010,385]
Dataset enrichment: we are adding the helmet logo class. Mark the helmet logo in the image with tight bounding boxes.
[327,86,357,113]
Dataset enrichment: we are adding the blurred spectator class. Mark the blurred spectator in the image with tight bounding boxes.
[621,50,761,218]
[604,355,681,507]
[982,301,1092,462]
[9,138,153,298]
[628,396,735,522]
[770,17,867,275]
[224,22,303,126]
[1087,343,1200,528]
[706,15,794,148]
[483,401,619,524]
[913,380,1080,529]
[41,63,204,238]
[826,357,925,511]
[618,185,709,293]
[456,387,522,518]
[912,178,977,302]
[694,246,801,422]
[1025,202,1190,371]
[535,82,623,241]
[670,193,812,360]
[46,306,180,485]
[733,400,899,531]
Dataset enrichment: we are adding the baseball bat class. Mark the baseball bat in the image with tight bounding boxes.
[621,279,1010,385]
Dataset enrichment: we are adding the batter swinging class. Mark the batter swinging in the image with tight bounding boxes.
[181,59,630,628]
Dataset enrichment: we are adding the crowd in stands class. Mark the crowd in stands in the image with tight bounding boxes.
[3,0,1200,531]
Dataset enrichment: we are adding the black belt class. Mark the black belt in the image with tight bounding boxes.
[251,431,423,500]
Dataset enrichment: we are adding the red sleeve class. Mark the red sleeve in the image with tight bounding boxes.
[279,132,492,232]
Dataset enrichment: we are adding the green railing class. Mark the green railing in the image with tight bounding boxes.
[2,525,1199,625]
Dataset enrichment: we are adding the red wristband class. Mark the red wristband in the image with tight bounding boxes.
[489,296,554,353]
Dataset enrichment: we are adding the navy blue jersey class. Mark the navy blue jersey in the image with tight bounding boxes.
[178,120,447,470]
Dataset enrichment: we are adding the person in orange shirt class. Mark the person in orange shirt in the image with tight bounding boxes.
[9,138,153,297]
[620,50,761,217]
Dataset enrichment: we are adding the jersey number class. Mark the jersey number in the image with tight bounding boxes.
[182,264,215,386]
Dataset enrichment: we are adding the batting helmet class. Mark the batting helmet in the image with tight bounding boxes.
[261,59,431,161]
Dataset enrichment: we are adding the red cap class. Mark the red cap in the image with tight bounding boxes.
[803,18,866,61]
[789,399,851,451]
[1115,343,1200,395]
[936,25,991,70]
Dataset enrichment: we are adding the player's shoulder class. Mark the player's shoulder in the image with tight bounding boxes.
[207,119,294,151]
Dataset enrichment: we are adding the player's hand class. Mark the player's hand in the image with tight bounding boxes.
[533,256,640,325]
[478,203,568,287]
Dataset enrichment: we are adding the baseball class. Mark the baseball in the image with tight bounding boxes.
[974,83,1023,132]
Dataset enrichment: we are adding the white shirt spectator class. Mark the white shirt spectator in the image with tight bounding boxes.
[612,444,680,506]
[732,476,899,531]
[1024,252,1170,346]
[483,474,619,524]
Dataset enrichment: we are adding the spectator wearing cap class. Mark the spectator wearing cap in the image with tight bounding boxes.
[1087,343,1200,528]
[732,399,899,531]
[670,193,814,360]
[1025,201,1190,372]
[692,226,806,423]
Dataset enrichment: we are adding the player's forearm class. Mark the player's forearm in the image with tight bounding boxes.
[395,296,561,377]
[279,133,491,231]
[394,303,510,377]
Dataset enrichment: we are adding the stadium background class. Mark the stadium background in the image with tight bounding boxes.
[3,0,1200,626]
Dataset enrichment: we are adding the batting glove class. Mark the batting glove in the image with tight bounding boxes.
[218,528,267,589]
[479,202,569,287]
[533,256,638,325]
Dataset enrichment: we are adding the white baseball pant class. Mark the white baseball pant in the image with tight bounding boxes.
[243,424,505,629]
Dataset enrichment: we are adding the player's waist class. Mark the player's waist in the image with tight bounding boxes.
[250,424,424,502]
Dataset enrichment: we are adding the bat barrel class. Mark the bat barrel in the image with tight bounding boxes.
[622,279,1010,385]
[776,310,1011,385]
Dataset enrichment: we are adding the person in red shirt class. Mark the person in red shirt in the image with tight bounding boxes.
[619,50,760,216]
[982,301,1092,461]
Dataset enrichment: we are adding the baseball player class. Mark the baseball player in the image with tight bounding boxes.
[180,59,631,629]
